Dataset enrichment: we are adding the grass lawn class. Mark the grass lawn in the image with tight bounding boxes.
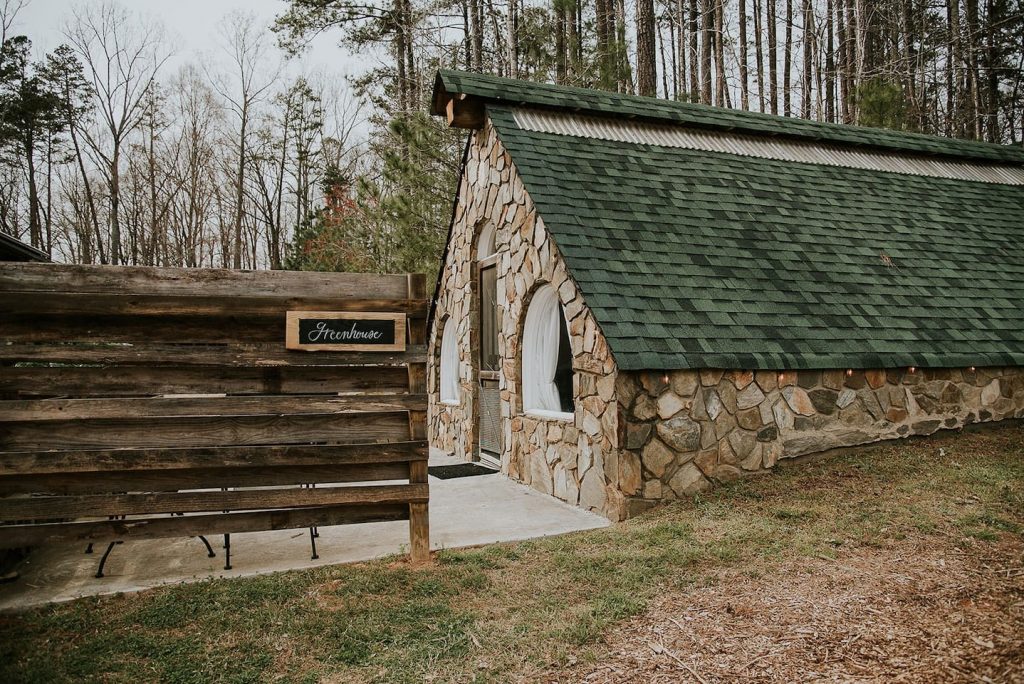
[1,422,1022,683]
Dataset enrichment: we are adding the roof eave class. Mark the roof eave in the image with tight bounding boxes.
[430,73,486,129]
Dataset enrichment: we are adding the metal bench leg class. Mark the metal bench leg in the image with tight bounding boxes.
[85,543,93,554]
[95,541,123,578]
[223,533,231,570]
[309,527,319,560]
[197,535,216,558]
[302,484,320,538]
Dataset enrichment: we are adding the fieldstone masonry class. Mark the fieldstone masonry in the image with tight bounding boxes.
[429,120,1024,522]
[429,122,624,520]
[617,367,1024,516]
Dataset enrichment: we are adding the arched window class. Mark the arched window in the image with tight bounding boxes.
[439,319,460,404]
[522,284,574,418]
[477,223,496,259]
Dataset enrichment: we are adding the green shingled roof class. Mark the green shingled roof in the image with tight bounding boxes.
[433,72,1024,371]
[434,70,1024,164]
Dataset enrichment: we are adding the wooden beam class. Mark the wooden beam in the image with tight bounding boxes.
[0,440,423,473]
[445,94,486,129]
[0,441,428,477]
[0,263,414,299]
[0,483,429,520]
[0,394,427,422]
[0,462,416,496]
[0,503,411,548]
[0,292,428,318]
[0,343,428,367]
[0,410,412,450]
[0,365,411,398]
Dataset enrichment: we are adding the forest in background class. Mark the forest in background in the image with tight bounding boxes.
[1,0,1022,279]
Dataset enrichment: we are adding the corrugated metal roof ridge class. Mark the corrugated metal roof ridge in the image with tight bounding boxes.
[436,69,1024,164]
[512,108,1024,186]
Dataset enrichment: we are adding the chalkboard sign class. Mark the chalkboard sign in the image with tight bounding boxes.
[286,311,407,352]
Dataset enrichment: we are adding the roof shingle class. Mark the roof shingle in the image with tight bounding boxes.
[484,103,1024,371]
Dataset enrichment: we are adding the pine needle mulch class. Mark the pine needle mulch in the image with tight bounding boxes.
[547,532,1023,684]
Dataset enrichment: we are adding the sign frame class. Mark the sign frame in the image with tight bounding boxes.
[286,311,407,352]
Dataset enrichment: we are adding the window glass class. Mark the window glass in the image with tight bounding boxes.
[480,264,499,372]
[522,285,574,417]
[439,320,459,403]
[554,305,573,413]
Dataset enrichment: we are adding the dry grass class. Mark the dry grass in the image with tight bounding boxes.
[1,422,1022,683]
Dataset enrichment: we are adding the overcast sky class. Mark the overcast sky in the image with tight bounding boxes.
[16,0,369,82]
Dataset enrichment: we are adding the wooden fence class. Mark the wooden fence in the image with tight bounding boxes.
[0,263,430,569]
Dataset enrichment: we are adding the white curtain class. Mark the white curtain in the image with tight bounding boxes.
[440,321,459,403]
[524,285,564,413]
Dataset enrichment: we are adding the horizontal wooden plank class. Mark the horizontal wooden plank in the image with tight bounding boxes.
[2,314,291,344]
[0,263,416,299]
[0,365,410,399]
[0,462,414,496]
[0,394,426,422]
[0,441,428,476]
[0,411,413,450]
[0,483,428,521]
[0,343,428,367]
[0,502,411,548]
[0,293,428,318]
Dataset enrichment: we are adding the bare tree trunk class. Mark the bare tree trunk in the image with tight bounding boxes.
[845,0,858,122]
[596,0,613,88]
[768,0,778,114]
[714,0,726,105]
[110,145,122,264]
[964,0,980,138]
[233,105,246,269]
[615,0,633,93]
[783,0,793,115]
[900,0,916,127]
[24,138,41,249]
[754,0,766,111]
[507,0,519,79]
[801,0,813,118]
[701,0,713,103]
[485,0,508,76]
[470,0,484,70]
[637,0,657,95]
[658,18,671,97]
[947,0,961,136]
[689,0,700,97]
[739,0,749,109]
[556,0,567,82]
[826,0,836,121]
[675,0,684,97]
[461,0,471,68]
[69,120,103,263]
[983,0,999,142]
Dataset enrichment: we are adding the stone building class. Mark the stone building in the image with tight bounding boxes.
[426,70,1024,521]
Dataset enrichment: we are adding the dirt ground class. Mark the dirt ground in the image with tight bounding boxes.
[548,534,1024,683]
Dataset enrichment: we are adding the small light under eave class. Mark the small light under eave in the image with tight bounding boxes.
[662,373,669,385]
[777,372,785,383]
[969,366,976,372]
[845,369,853,377]
[908,366,917,374]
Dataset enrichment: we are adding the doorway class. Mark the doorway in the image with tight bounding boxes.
[476,224,501,466]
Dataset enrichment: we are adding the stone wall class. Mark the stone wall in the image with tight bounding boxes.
[617,366,1024,513]
[428,122,626,520]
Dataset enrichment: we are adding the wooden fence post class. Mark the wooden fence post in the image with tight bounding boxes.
[406,273,430,563]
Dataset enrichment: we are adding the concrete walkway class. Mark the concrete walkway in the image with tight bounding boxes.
[0,451,608,611]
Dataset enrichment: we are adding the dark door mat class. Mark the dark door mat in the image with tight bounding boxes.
[428,463,499,479]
